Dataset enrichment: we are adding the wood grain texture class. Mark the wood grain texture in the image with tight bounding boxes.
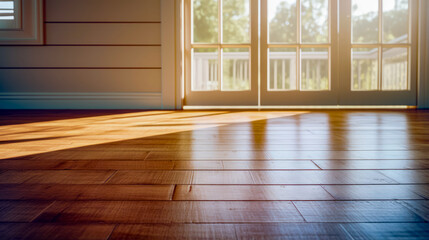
[293,201,425,222]
[250,170,397,184]
[0,170,114,184]
[0,223,115,240]
[379,170,429,184]
[0,184,174,201]
[322,185,424,200]
[110,224,236,240]
[0,110,428,238]
[399,200,429,221]
[34,201,304,223]
[173,185,334,200]
[107,171,193,185]
[234,223,352,240]
[314,160,429,170]
[0,201,53,222]
[340,223,429,240]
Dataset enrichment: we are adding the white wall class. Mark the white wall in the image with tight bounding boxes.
[0,0,167,109]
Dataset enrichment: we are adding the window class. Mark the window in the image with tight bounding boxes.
[0,0,21,29]
[0,0,43,45]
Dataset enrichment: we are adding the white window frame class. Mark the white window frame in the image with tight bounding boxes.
[0,0,43,45]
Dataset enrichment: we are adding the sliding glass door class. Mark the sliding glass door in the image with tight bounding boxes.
[184,0,418,107]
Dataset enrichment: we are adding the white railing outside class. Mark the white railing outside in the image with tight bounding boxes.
[192,49,407,91]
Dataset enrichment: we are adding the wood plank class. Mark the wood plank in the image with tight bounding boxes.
[173,161,223,170]
[250,170,398,184]
[15,150,149,161]
[0,170,114,184]
[399,201,429,221]
[45,0,160,22]
[0,69,161,93]
[379,170,429,184]
[0,160,319,171]
[0,201,53,222]
[173,185,334,200]
[192,171,254,184]
[404,185,429,199]
[222,160,320,170]
[268,150,429,160]
[66,143,429,151]
[341,223,429,240]
[46,23,161,45]
[322,185,424,200]
[293,201,425,223]
[0,160,175,170]
[314,160,429,170]
[0,223,115,240]
[146,150,429,161]
[235,223,352,240]
[34,201,304,223]
[0,184,174,201]
[107,171,193,184]
[110,224,236,240]
[0,46,161,68]
[146,151,270,160]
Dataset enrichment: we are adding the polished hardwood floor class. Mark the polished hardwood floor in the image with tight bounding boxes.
[0,110,428,239]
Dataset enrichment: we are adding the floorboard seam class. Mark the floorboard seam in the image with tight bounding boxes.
[291,201,307,222]
[311,160,323,170]
[106,224,118,240]
[320,185,337,200]
[29,200,56,223]
[103,170,118,184]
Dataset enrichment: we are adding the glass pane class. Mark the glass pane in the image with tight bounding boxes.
[0,1,14,9]
[269,48,297,90]
[193,0,218,43]
[352,48,378,91]
[268,0,297,43]
[301,48,329,90]
[382,48,408,90]
[352,0,379,43]
[383,0,409,43]
[301,0,329,43]
[222,48,250,91]
[223,0,250,43]
[192,48,219,91]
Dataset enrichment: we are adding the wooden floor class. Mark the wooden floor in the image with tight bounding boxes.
[0,110,429,239]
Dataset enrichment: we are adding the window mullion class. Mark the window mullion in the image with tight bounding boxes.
[218,0,222,91]
[379,0,382,91]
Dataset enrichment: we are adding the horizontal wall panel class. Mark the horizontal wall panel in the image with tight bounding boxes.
[46,23,161,45]
[0,69,161,92]
[45,0,160,22]
[0,46,161,68]
[0,93,162,109]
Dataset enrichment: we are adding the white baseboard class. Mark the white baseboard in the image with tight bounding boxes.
[0,92,162,109]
